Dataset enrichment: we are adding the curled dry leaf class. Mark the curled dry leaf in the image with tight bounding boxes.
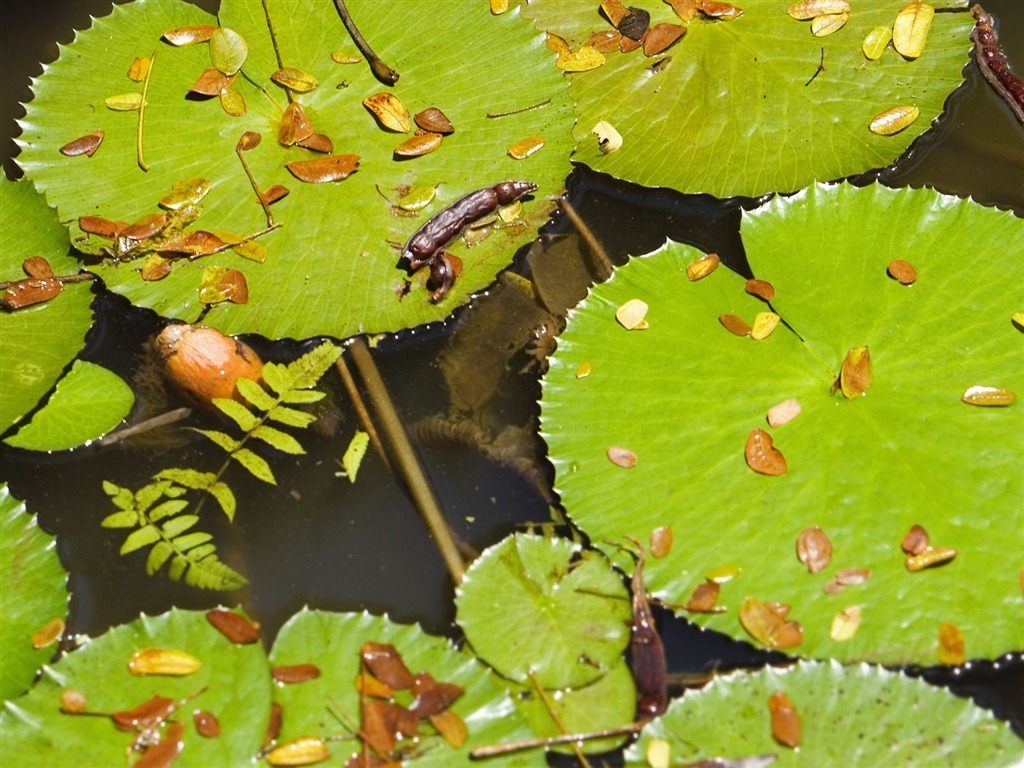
[745,278,775,301]
[607,445,638,468]
[272,663,322,684]
[140,254,172,281]
[840,345,872,398]
[430,709,468,748]
[199,267,248,305]
[576,361,592,378]
[61,689,87,713]
[193,710,220,738]
[31,617,65,649]
[394,132,443,158]
[740,597,802,648]
[586,30,622,53]
[616,298,649,329]
[901,524,930,556]
[189,67,235,97]
[59,130,104,157]
[22,256,54,278]
[644,24,686,56]
[363,92,411,132]
[811,13,848,36]
[962,385,1015,406]
[2,278,63,310]
[938,622,966,664]
[265,736,330,767]
[768,691,801,748]
[278,102,314,146]
[786,0,850,20]
[719,314,752,336]
[111,694,176,730]
[127,56,151,82]
[79,215,124,238]
[361,642,416,689]
[830,605,863,641]
[700,2,744,20]
[260,185,290,205]
[893,1,934,59]
[296,133,333,153]
[285,154,360,183]
[745,428,787,475]
[685,581,723,613]
[162,25,217,45]
[206,609,260,644]
[592,120,623,153]
[666,0,701,21]
[414,107,454,134]
[796,526,832,573]
[508,135,544,159]
[686,252,719,281]
[127,648,202,676]
[271,67,319,93]
[887,259,917,284]
[905,546,958,572]
[863,26,893,60]
[767,398,801,427]
[601,0,629,27]
[158,230,225,256]
[835,567,870,586]
[650,525,673,558]
[750,311,780,340]
[869,105,920,135]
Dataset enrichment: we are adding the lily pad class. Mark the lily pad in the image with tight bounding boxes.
[267,608,538,767]
[1,607,271,765]
[17,0,572,339]
[524,0,972,197]
[625,661,1023,766]
[0,484,68,701]
[540,183,1024,665]
[456,533,631,689]
[0,178,93,435]
[4,360,134,451]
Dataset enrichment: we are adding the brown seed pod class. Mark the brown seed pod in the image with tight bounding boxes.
[901,524,930,555]
[394,132,443,158]
[835,567,870,586]
[155,324,264,410]
[905,546,957,572]
[193,710,221,737]
[962,386,1016,406]
[768,691,801,747]
[607,445,638,468]
[719,314,752,336]
[59,130,104,157]
[649,525,673,558]
[206,609,260,644]
[745,278,776,301]
[60,689,87,713]
[684,581,723,613]
[271,663,321,684]
[686,253,719,281]
[745,429,787,476]
[796,526,832,573]
[887,259,917,284]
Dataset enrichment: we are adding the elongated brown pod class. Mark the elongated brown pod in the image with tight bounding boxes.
[970,5,1024,126]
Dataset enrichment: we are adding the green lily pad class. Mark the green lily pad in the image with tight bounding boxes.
[456,533,631,690]
[267,608,537,767]
[1,608,271,765]
[625,661,1023,766]
[540,183,1024,665]
[524,0,972,197]
[0,484,68,701]
[4,360,134,451]
[0,178,93,435]
[17,0,572,340]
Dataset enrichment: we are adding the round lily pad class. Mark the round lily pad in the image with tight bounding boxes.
[540,182,1024,665]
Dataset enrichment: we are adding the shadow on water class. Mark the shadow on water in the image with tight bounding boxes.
[2,0,1023,758]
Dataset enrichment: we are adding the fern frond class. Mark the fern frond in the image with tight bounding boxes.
[213,397,261,431]
[232,448,276,484]
[267,405,318,428]
[251,425,305,455]
[156,468,237,521]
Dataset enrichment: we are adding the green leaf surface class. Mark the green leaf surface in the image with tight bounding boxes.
[0,484,68,701]
[1,608,271,765]
[4,360,134,451]
[540,183,1024,665]
[456,533,631,689]
[524,0,971,197]
[624,662,1023,766]
[18,0,572,339]
[268,609,538,767]
[0,179,93,435]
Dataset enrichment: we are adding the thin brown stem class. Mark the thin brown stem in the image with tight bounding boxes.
[0,272,96,291]
[137,51,156,171]
[333,0,400,85]
[187,224,281,261]
[236,140,275,228]
[334,353,390,471]
[470,722,642,758]
[557,197,614,281]
[486,98,551,118]
[527,670,593,768]
[261,0,293,103]
[347,337,464,583]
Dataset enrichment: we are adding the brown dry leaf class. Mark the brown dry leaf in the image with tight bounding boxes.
[395,132,443,158]
[79,215,124,239]
[745,428,787,476]
[414,107,454,135]
[140,254,173,281]
[363,92,411,132]
[887,259,917,284]
[665,0,701,22]
[745,278,776,300]
[508,135,544,159]
[356,670,395,699]
[4,276,60,312]
[201,266,248,305]
[545,32,571,55]
[271,66,319,93]
[700,1,744,20]
[961,386,1015,406]
[260,185,290,205]
[905,546,958,572]
[811,12,848,36]
[265,737,330,767]
[122,214,167,241]
[236,131,261,151]
[278,102,314,146]
[840,345,872,398]
[750,311,780,340]
[686,252,719,281]
[893,1,934,59]
[786,0,850,20]
[835,567,870,586]
[768,691,801,747]
[206,609,260,644]
[361,642,416,689]
[586,30,622,52]
[685,581,724,613]
[285,154,360,183]
[830,605,863,641]
[22,256,54,279]
[650,525,674,558]
[719,314,752,336]
[127,56,151,82]
[901,524,930,556]
[189,67,235,97]
[162,25,217,45]
[619,35,644,54]
[409,677,464,717]
[607,445,638,468]
[193,710,220,738]
[739,596,803,648]
[127,648,202,676]
[31,617,64,649]
[938,622,966,664]
[767,398,801,427]
[869,105,920,135]
[644,24,686,56]
[219,88,246,116]
[157,231,225,256]
[430,710,468,748]
[616,298,649,329]
[601,0,630,26]
[796,526,832,573]
[271,664,321,684]
[59,130,104,157]
[112,694,176,731]
[296,133,334,153]
[61,689,87,714]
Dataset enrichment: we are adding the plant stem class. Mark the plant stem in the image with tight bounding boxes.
[334,353,390,470]
[347,337,464,584]
[557,197,614,281]
[470,722,642,758]
[527,670,593,768]
[333,0,400,85]
[137,51,156,171]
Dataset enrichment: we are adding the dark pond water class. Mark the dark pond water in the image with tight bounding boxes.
[3,0,1023,757]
